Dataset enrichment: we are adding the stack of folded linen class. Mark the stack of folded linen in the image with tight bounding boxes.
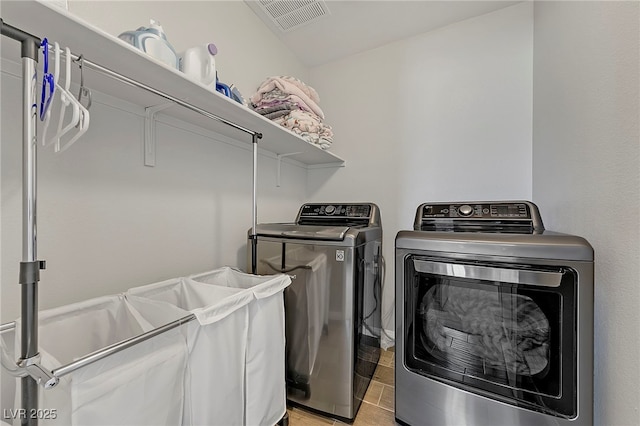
[250,76,333,150]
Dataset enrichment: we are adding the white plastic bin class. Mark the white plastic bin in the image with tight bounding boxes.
[187,267,290,426]
[12,294,188,426]
[126,277,255,426]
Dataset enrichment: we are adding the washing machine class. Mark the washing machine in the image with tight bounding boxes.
[249,203,382,422]
[395,201,594,426]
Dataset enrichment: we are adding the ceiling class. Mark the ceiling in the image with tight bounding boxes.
[244,0,521,67]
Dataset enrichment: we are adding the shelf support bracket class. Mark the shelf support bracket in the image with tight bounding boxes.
[276,152,302,187]
[144,102,174,167]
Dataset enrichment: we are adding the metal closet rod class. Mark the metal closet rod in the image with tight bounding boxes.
[1,314,197,383]
[60,48,262,139]
[54,313,196,378]
[0,322,16,333]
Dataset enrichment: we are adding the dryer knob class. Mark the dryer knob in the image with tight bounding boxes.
[458,204,473,216]
[325,205,336,215]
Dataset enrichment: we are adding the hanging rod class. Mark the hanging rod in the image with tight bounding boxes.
[52,313,196,379]
[58,48,262,140]
[0,313,196,386]
[0,321,16,333]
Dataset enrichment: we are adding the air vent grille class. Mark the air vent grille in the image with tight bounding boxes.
[257,0,330,32]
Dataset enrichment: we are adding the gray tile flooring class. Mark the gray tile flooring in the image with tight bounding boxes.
[287,348,396,426]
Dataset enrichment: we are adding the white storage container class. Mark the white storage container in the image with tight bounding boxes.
[11,295,188,426]
[187,267,290,426]
[126,277,254,426]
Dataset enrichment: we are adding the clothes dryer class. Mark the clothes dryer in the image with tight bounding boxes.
[395,201,594,426]
[249,203,383,422]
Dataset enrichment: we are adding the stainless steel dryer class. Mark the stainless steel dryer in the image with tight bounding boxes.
[395,201,594,426]
[250,203,383,422]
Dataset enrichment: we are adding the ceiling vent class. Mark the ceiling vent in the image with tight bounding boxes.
[256,0,330,32]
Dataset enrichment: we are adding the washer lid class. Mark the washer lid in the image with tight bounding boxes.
[256,223,350,241]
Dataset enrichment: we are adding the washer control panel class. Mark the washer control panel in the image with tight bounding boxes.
[299,204,372,218]
[296,203,381,227]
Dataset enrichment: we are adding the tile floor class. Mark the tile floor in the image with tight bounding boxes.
[286,347,396,426]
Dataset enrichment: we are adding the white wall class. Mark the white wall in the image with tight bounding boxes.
[307,2,534,346]
[0,0,310,322]
[532,2,640,425]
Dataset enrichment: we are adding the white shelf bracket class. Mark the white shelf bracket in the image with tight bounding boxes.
[276,152,302,187]
[144,102,174,167]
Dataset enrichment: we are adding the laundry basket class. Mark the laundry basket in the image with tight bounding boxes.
[10,294,188,426]
[126,277,255,426]
[1,326,18,423]
[187,267,291,426]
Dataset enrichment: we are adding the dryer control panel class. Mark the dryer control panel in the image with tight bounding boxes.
[415,201,544,233]
[421,202,530,219]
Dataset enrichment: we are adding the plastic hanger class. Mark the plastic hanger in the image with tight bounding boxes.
[56,51,90,153]
[51,46,81,150]
[39,38,55,122]
[57,96,89,153]
[41,41,60,147]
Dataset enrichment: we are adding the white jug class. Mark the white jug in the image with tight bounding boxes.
[179,43,218,86]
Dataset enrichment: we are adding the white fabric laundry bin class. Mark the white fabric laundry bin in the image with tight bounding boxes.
[1,327,18,423]
[11,294,188,426]
[187,267,291,426]
[126,277,255,426]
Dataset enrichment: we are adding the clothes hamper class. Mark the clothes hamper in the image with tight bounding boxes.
[1,327,17,423]
[126,277,254,426]
[11,294,188,426]
[187,267,290,426]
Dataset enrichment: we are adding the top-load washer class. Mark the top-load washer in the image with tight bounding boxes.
[250,203,382,422]
[395,201,594,426]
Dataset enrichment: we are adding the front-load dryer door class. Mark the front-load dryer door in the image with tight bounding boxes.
[403,255,577,419]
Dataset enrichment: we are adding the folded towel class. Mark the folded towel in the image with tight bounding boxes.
[255,76,320,104]
[273,110,333,143]
[251,76,334,149]
[263,110,291,120]
[251,79,324,119]
[253,93,321,118]
[253,104,293,115]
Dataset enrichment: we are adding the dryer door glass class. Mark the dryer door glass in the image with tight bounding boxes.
[404,256,577,419]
